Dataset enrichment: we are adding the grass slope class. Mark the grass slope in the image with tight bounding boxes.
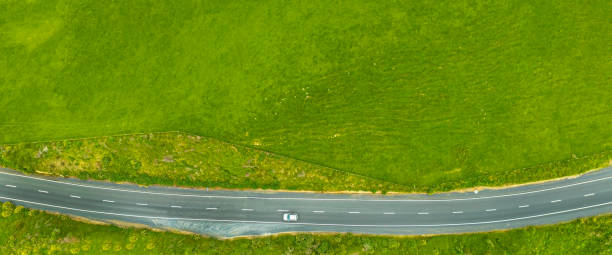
[2,132,612,192]
[1,201,611,254]
[0,132,406,192]
[1,0,611,189]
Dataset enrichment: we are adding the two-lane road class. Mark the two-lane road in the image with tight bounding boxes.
[1,167,611,237]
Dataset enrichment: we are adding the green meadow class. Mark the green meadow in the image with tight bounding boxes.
[1,0,611,190]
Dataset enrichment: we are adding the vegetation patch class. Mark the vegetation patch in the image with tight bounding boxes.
[0,132,406,193]
[1,201,611,254]
[2,132,611,193]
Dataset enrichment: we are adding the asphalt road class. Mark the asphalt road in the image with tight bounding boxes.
[1,167,611,237]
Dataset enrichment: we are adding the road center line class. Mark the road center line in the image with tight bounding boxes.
[550,200,562,203]
[70,195,81,199]
[2,170,610,202]
[5,184,16,188]
[519,205,530,208]
[312,211,325,213]
[2,195,611,228]
[102,200,115,203]
[37,190,48,193]
[584,193,595,197]
[485,209,497,212]
[452,211,463,214]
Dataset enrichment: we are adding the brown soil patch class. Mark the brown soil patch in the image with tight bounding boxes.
[106,219,159,230]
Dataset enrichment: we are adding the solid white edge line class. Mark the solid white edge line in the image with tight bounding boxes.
[519,205,530,208]
[584,193,595,197]
[2,195,610,227]
[102,200,115,203]
[38,190,48,193]
[70,195,81,199]
[1,170,610,202]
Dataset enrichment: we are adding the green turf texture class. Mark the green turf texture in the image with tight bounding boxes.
[1,0,611,189]
[2,202,612,254]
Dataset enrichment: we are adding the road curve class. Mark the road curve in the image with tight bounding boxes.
[1,167,611,237]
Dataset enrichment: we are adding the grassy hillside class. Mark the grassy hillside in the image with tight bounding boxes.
[0,132,407,192]
[1,201,611,254]
[2,132,611,192]
[1,0,611,189]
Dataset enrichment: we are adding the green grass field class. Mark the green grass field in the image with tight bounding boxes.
[1,0,611,190]
[1,201,611,254]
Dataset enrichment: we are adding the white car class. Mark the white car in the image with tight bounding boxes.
[282,213,298,222]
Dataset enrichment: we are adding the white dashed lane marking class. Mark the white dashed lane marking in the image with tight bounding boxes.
[276,209,289,212]
[383,212,395,215]
[417,212,429,215]
[550,200,562,203]
[206,208,218,210]
[136,203,148,206]
[102,200,115,203]
[5,185,16,188]
[37,190,48,194]
[312,211,325,213]
[170,205,182,208]
[348,211,360,214]
[485,209,497,212]
[584,193,595,197]
[241,209,254,211]
[1,170,610,202]
[452,211,464,214]
[2,194,612,228]
[70,195,81,199]
[519,205,530,208]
